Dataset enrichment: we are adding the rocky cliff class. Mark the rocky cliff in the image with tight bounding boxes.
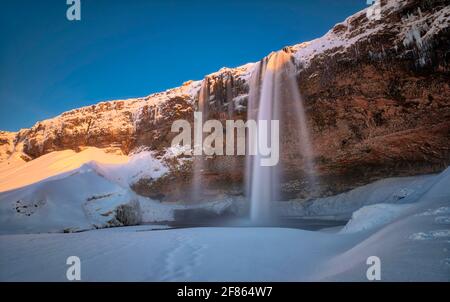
[2,0,449,202]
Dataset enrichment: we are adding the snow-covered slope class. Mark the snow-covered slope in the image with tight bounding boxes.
[0,147,173,234]
[312,168,450,281]
[340,203,411,234]
[0,164,138,234]
[0,147,129,192]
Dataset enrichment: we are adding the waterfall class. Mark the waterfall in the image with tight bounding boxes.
[191,78,209,202]
[247,49,317,223]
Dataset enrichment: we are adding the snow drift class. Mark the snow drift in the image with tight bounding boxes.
[0,147,170,234]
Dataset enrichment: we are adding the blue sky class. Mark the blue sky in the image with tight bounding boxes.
[0,0,366,131]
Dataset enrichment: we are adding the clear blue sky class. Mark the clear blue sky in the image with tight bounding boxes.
[0,0,366,131]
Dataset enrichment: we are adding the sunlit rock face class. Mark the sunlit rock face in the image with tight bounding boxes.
[3,0,450,202]
[17,93,195,159]
[0,131,16,162]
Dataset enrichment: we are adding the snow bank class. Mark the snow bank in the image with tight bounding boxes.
[93,151,169,188]
[313,168,450,234]
[279,173,437,220]
[0,147,173,234]
[310,167,450,281]
[340,203,410,234]
[0,164,136,234]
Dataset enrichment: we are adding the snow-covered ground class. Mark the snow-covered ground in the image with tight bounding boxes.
[0,147,245,234]
[0,167,449,281]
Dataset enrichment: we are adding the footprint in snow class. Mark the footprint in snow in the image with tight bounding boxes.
[160,233,206,281]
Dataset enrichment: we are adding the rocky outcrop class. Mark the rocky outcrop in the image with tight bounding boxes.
[0,131,16,162]
[2,0,449,202]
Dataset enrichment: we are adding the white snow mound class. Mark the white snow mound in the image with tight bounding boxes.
[340,203,410,234]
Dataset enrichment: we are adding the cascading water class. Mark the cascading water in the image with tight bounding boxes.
[191,78,209,202]
[247,49,317,223]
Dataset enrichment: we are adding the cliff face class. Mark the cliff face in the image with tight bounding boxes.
[14,82,200,158]
[0,132,16,162]
[292,0,450,196]
[3,0,450,201]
